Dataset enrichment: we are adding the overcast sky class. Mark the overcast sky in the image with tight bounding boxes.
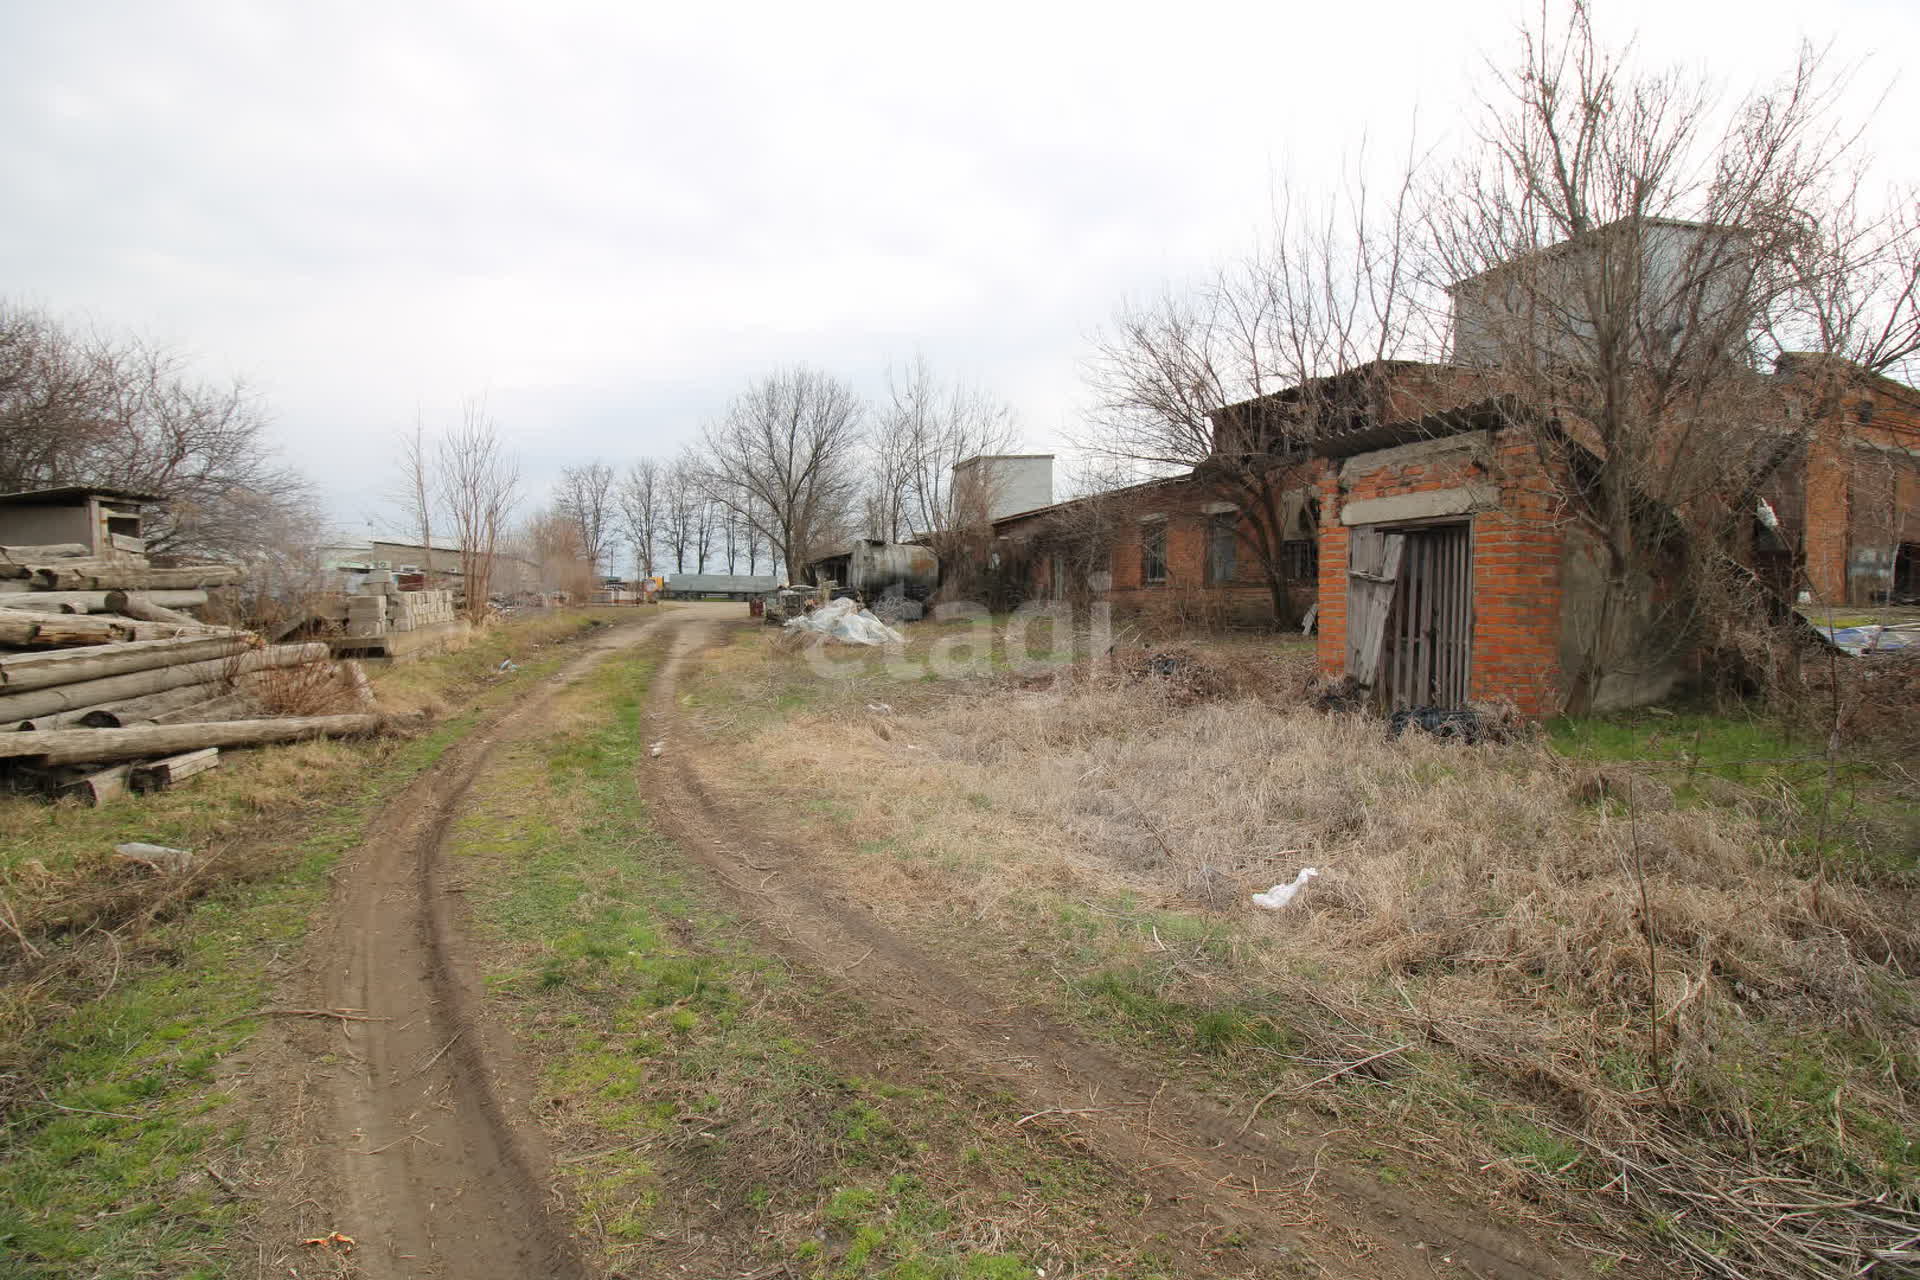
[3,0,1915,537]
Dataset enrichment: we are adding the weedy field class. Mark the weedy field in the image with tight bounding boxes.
[444,643,1284,1279]
[0,609,635,1278]
[680,616,1920,1279]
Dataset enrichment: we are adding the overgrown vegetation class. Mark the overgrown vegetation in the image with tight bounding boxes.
[448,647,1260,1278]
[0,608,634,1277]
[685,622,1920,1279]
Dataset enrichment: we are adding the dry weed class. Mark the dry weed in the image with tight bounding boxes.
[727,660,1920,1277]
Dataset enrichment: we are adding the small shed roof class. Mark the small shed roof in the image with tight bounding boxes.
[0,485,165,506]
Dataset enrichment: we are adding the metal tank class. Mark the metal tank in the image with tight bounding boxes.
[844,541,940,601]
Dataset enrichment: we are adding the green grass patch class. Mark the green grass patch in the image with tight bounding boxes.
[1549,703,1913,870]
[0,610,629,1278]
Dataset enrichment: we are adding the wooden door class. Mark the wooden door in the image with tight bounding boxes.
[1381,524,1473,710]
[1345,526,1405,687]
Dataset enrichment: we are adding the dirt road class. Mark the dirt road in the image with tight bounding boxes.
[257,605,1574,1279]
[638,611,1578,1280]
[262,614,667,1280]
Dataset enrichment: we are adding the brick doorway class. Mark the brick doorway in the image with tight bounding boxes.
[1347,522,1474,710]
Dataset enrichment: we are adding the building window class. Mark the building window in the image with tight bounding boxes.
[1141,522,1168,584]
[1279,538,1318,582]
[1206,515,1237,585]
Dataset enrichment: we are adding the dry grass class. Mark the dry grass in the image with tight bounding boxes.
[246,658,362,717]
[689,625,1920,1279]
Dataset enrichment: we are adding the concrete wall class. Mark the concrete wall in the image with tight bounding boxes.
[1452,221,1750,368]
[954,455,1054,523]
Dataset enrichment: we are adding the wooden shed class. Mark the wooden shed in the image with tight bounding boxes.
[0,486,161,561]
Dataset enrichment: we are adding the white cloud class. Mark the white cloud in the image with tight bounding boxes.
[2,0,1913,521]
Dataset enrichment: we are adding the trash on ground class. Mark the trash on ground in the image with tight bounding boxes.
[1389,706,1488,742]
[649,740,666,757]
[498,658,519,672]
[1251,867,1319,910]
[1817,623,1918,656]
[113,842,194,874]
[783,597,904,646]
[300,1232,355,1250]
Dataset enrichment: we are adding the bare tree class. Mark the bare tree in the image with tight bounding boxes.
[438,399,521,620]
[617,458,663,579]
[521,505,594,598]
[0,300,315,562]
[722,509,741,573]
[693,495,718,572]
[1423,2,1920,706]
[395,414,439,582]
[660,453,702,574]
[699,367,865,582]
[1085,160,1427,626]
[742,497,769,576]
[552,461,615,578]
[869,354,1022,541]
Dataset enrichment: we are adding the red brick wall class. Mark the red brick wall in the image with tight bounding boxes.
[1782,364,1920,606]
[1315,429,1569,717]
[997,474,1317,625]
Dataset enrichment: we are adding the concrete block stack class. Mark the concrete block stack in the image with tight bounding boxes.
[344,592,388,640]
[386,588,455,633]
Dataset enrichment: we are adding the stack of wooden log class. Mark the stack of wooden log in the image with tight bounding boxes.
[0,544,384,804]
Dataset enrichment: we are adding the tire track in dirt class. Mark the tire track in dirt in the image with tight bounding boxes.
[644,613,1583,1280]
[264,615,667,1280]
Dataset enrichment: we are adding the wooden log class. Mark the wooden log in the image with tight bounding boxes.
[131,748,220,793]
[54,763,134,806]
[0,544,90,563]
[0,642,329,721]
[77,680,234,727]
[0,713,383,766]
[106,589,211,611]
[1,589,209,613]
[34,565,243,592]
[150,695,249,725]
[114,594,204,627]
[0,635,253,691]
[0,590,114,611]
[0,610,234,644]
[150,693,258,725]
[0,614,138,648]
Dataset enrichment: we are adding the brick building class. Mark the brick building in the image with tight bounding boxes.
[1774,357,1920,606]
[980,355,1917,718]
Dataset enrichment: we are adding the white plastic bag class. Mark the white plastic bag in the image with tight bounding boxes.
[783,597,905,646]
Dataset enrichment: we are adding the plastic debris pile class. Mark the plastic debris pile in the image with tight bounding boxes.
[783,596,905,646]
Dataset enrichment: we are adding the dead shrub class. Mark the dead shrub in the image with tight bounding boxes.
[244,658,360,717]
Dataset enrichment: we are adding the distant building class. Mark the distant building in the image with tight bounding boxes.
[320,536,542,596]
[659,573,778,601]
